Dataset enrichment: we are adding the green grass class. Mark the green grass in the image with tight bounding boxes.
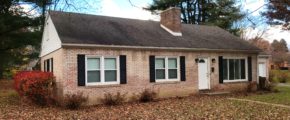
[243,86,290,105]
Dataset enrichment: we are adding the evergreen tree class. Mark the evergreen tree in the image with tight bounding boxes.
[0,0,42,79]
[147,0,244,35]
[0,0,98,79]
[263,0,290,30]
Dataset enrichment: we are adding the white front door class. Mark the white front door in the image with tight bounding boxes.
[198,58,210,90]
[259,63,266,77]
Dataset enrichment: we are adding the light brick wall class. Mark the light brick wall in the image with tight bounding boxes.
[55,48,258,105]
[40,48,64,99]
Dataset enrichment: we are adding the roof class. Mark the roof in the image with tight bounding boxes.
[49,11,261,52]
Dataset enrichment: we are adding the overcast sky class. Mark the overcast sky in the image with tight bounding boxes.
[22,0,290,47]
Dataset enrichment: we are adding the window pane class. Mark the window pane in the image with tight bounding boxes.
[105,58,116,70]
[105,70,117,82]
[155,58,165,68]
[87,71,100,83]
[46,60,50,72]
[168,58,177,69]
[229,59,235,80]
[241,59,246,79]
[156,69,165,79]
[88,58,100,70]
[234,59,241,79]
[223,59,228,80]
[169,69,177,79]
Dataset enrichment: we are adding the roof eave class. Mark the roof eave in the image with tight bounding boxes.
[62,43,261,53]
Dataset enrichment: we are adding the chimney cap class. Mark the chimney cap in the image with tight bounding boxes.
[160,7,181,13]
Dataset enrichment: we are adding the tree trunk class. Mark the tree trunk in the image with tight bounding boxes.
[197,0,201,23]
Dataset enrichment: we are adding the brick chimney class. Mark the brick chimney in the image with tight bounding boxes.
[160,7,182,36]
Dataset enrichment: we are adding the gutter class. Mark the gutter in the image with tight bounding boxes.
[62,43,261,54]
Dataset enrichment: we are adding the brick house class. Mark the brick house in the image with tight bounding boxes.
[40,7,268,105]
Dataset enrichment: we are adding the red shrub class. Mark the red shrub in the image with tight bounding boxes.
[13,71,56,106]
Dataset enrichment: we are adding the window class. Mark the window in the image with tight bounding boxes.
[86,56,119,85]
[44,58,53,72]
[104,58,117,82]
[155,57,179,81]
[223,58,247,82]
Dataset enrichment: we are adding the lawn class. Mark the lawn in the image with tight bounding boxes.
[242,85,290,106]
[1,80,290,119]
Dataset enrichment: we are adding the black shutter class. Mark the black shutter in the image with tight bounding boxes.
[218,56,224,84]
[180,56,186,81]
[120,55,127,84]
[248,56,252,82]
[51,58,53,73]
[149,56,155,83]
[77,55,86,86]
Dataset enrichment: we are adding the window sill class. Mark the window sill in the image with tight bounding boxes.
[154,81,181,85]
[223,80,249,83]
[85,84,121,88]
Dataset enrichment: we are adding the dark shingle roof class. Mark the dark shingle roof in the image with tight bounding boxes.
[49,11,260,52]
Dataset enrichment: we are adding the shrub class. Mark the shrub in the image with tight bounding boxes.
[247,82,257,93]
[63,92,88,110]
[101,92,126,106]
[139,89,157,103]
[280,72,289,83]
[269,70,290,83]
[264,82,279,92]
[13,71,56,106]
[128,93,139,102]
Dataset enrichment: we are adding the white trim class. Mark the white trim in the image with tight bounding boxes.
[223,80,248,83]
[85,56,120,86]
[155,56,180,82]
[160,24,182,36]
[62,43,261,53]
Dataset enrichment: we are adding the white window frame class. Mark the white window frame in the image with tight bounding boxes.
[85,56,120,86]
[223,57,248,83]
[155,56,180,82]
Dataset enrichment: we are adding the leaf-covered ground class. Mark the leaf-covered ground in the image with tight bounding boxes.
[1,80,290,119]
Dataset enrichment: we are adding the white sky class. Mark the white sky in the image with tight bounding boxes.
[241,0,290,47]
[98,0,159,20]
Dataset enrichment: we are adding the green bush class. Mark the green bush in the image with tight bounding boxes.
[269,70,290,83]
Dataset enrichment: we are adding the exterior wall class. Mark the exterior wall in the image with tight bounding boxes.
[41,48,64,99]
[60,48,258,105]
[40,15,62,57]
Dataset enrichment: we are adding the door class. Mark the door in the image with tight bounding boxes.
[259,63,266,77]
[198,58,210,90]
